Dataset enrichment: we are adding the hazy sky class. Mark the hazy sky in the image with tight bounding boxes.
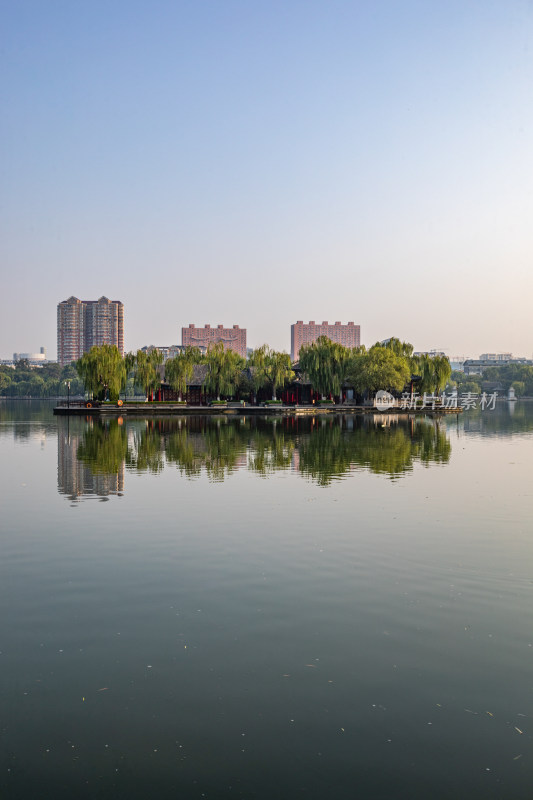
[2,0,532,360]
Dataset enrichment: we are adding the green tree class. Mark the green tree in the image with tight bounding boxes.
[432,355,452,394]
[28,375,45,397]
[204,342,245,401]
[416,354,452,396]
[382,337,414,362]
[135,349,163,399]
[511,381,525,397]
[0,371,12,394]
[298,337,351,400]
[247,345,271,402]
[76,345,125,401]
[265,350,294,400]
[122,352,136,400]
[165,350,197,400]
[462,380,481,394]
[346,345,410,399]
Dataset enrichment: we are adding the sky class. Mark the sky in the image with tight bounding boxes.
[1,0,532,361]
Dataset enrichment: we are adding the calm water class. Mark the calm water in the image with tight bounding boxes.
[1,400,533,799]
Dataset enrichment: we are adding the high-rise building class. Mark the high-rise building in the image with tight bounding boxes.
[57,296,124,365]
[291,321,360,361]
[182,324,247,358]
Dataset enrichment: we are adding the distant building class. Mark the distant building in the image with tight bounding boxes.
[464,357,533,376]
[479,353,513,362]
[449,358,465,372]
[291,321,360,362]
[413,350,446,358]
[57,296,124,366]
[140,344,207,361]
[13,347,47,364]
[182,324,247,358]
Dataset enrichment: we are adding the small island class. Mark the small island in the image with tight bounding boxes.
[53,337,461,416]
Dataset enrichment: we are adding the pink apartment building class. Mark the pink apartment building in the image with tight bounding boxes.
[182,324,247,358]
[291,321,360,361]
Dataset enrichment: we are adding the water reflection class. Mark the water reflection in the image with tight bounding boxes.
[455,401,533,436]
[297,415,451,485]
[56,414,453,500]
[58,417,125,500]
[0,399,57,441]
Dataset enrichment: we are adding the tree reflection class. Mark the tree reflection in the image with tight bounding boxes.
[77,419,129,475]
[248,422,295,476]
[459,402,533,437]
[296,416,451,484]
[64,413,452,495]
[128,422,164,473]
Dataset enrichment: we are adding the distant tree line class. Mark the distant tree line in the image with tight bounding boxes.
[451,364,533,397]
[0,360,83,397]
[0,339,456,402]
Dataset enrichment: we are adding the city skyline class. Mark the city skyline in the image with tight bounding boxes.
[4,298,533,364]
[2,2,533,360]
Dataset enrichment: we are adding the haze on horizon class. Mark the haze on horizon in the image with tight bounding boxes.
[1,1,532,362]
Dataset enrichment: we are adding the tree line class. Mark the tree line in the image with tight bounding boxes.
[0,338,454,402]
[298,337,451,400]
[0,360,83,397]
[69,337,452,403]
[451,363,533,397]
[75,342,295,402]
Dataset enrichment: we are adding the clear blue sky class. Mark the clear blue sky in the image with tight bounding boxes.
[1,0,532,360]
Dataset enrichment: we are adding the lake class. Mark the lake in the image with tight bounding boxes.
[1,400,533,799]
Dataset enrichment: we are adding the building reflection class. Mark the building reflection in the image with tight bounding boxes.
[57,417,125,501]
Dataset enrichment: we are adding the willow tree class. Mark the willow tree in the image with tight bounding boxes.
[135,349,163,399]
[76,345,125,401]
[417,354,451,396]
[298,337,351,400]
[432,355,452,395]
[165,348,201,401]
[266,350,294,400]
[381,338,420,397]
[204,342,245,401]
[247,345,270,402]
[122,351,137,400]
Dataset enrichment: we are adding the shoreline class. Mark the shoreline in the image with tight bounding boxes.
[53,402,463,417]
